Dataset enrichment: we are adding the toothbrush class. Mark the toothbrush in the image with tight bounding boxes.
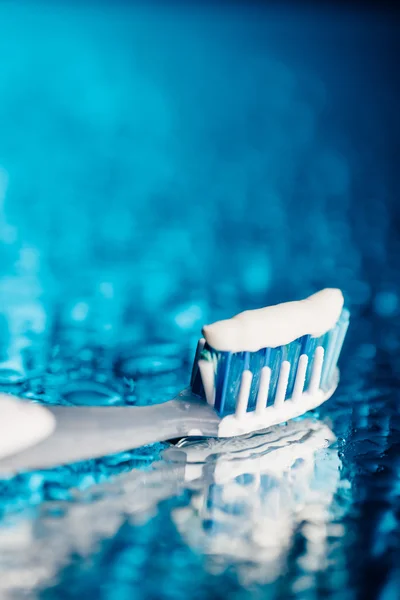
[0,288,349,473]
[0,394,55,461]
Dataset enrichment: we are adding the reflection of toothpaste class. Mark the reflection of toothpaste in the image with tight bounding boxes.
[172,419,341,586]
[202,288,344,352]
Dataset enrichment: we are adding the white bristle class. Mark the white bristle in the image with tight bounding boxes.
[274,360,291,407]
[235,370,253,418]
[308,346,324,394]
[190,338,206,386]
[218,337,342,439]
[256,366,271,415]
[198,359,215,406]
[291,354,308,403]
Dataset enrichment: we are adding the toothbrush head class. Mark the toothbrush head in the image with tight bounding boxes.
[191,289,349,438]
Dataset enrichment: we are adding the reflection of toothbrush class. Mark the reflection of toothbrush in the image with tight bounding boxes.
[0,421,335,596]
[0,449,181,597]
[0,288,349,473]
[171,419,340,586]
[170,417,336,484]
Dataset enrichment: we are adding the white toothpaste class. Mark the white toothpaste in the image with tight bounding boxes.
[202,288,344,353]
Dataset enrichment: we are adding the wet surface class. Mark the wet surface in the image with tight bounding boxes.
[0,3,399,599]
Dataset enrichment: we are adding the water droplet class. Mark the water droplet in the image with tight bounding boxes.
[71,302,90,322]
[115,342,183,378]
[61,380,121,406]
[0,368,25,384]
[172,304,205,331]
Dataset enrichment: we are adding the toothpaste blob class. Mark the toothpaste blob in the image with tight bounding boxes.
[202,288,344,352]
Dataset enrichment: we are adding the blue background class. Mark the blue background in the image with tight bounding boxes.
[0,2,399,599]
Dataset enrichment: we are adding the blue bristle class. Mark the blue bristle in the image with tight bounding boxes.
[214,351,232,415]
[247,349,266,411]
[320,327,338,389]
[191,308,350,418]
[302,335,319,389]
[321,308,350,390]
[263,346,272,366]
[331,309,350,366]
[300,334,311,354]
[285,339,302,398]
[268,346,285,405]
[319,330,337,390]
[215,351,243,415]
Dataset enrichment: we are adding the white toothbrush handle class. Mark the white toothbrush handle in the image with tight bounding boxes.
[0,390,219,474]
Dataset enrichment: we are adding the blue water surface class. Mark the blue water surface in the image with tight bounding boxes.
[0,2,399,599]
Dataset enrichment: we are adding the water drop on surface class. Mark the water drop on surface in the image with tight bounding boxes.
[115,342,183,378]
[0,368,26,385]
[60,380,121,406]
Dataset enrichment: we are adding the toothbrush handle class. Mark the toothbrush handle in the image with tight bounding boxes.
[0,390,219,473]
